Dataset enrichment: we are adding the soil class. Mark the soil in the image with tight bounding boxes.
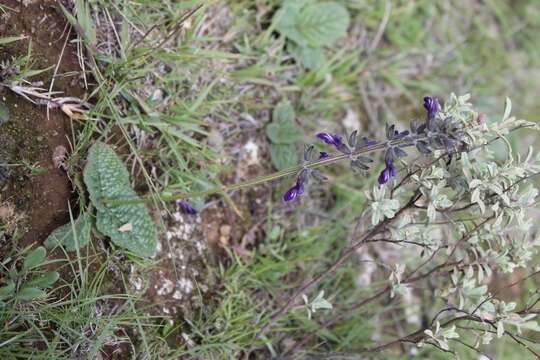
[201,132,274,257]
[0,0,85,252]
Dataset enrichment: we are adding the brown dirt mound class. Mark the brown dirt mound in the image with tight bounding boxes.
[0,0,85,251]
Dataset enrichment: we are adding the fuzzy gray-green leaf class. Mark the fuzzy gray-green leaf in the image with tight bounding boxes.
[272,100,296,124]
[266,121,303,144]
[16,287,45,301]
[270,143,298,170]
[274,2,350,47]
[44,214,92,251]
[0,283,15,300]
[288,44,325,69]
[22,247,46,271]
[83,142,156,257]
[26,271,60,289]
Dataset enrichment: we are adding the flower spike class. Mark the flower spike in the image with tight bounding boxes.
[423,96,440,121]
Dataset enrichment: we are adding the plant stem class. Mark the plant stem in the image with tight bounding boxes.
[103,141,391,206]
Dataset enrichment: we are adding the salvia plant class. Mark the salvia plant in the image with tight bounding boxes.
[254,94,540,355]
[73,93,540,354]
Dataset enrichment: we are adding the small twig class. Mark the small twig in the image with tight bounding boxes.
[451,337,491,358]
[366,237,432,249]
[256,236,372,337]
[258,192,421,338]
[284,251,463,354]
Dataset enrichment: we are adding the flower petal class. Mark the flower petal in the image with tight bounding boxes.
[423,96,440,120]
[283,185,299,202]
[176,199,198,215]
[316,132,343,148]
[388,162,397,177]
[378,168,390,185]
[316,132,336,145]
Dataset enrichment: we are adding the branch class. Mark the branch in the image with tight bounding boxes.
[256,191,422,338]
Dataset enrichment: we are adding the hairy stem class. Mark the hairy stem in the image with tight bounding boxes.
[103,141,394,206]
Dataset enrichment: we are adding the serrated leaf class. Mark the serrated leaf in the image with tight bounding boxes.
[23,247,46,271]
[274,2,350,47]
[288,43,325,69]
[272,100,296,124]
[266,120,303,144]
[44,214,92,251]
[282,0,310,11]
[0,101,9,124]
[16,287,45,301]
[83,142,156,257]
[26,271,60,289]
[270,143,298,170]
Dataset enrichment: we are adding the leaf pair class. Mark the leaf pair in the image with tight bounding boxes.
[266,100,302,170]
[267,101,302,170]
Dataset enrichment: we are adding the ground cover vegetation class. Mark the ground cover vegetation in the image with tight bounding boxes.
[1,0,540,359]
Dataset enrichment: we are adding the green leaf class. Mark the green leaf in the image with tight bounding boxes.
[22,247,46,271]
[270,143,298,170]
[0,101,9,124]
[0,283,15,300]
[519,321,540,332]
[16,287,45,301]
[274,2,350,48]
[44,214,92,251]
[272,100,296,124]
[266,121,303,144]
[282,0,310,11]
[83,142,156,257]
[288,44,325,69]
[26,271,60,289]
[0,35,27,45]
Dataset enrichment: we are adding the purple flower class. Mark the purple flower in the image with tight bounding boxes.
[283,184,299,202]
[283,178,306,202]
[176,199,197,215]
[319,151,329,159]
[316,133,343,148]
[378,160,397,185]
[423,96,440,121]
[388,161,397,177]
[378,167,390,185]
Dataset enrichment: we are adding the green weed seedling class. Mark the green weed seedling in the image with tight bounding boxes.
[0,246,59,305]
